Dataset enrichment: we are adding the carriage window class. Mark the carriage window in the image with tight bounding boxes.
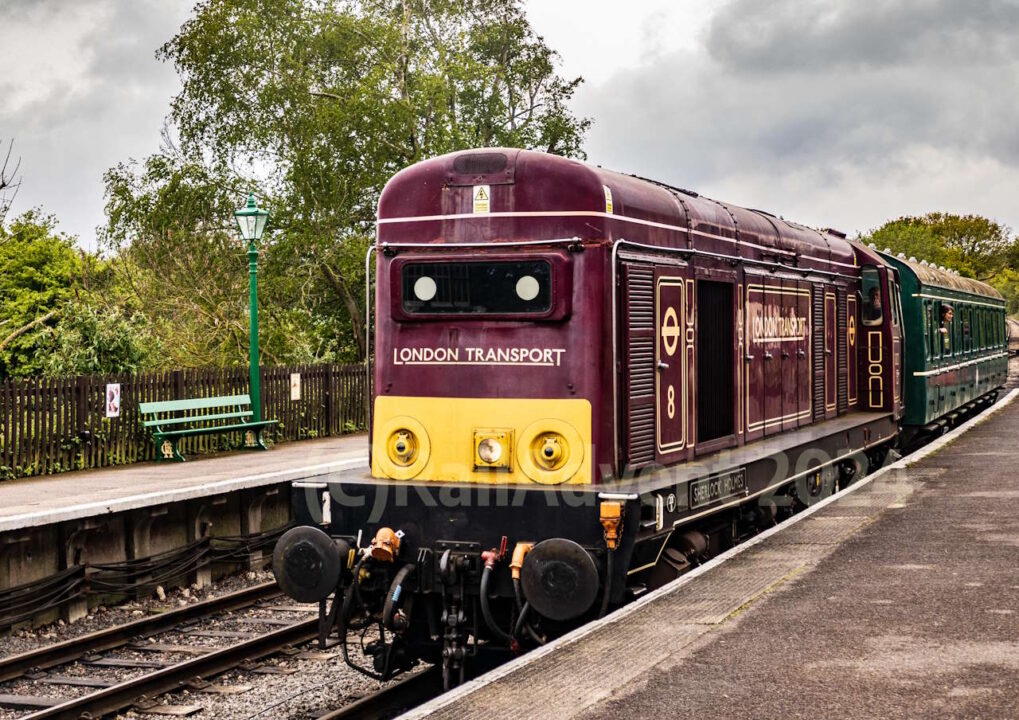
[939,303,954,355]
[861,268,883,326]
[924,302,933,361]
[402,260,552,314]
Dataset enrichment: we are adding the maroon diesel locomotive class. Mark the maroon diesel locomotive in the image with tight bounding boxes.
[272,148,1002,687]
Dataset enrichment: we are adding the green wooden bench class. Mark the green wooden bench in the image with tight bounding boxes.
[139,394,277,462]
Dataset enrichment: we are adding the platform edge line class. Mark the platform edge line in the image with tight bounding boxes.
[400,389,1018,719]
[0,455,368,533]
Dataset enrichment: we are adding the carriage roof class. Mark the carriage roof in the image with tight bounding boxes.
[877,250,1004,303]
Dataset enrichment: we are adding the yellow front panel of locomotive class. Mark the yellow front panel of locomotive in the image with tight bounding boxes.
[372,396,592,485]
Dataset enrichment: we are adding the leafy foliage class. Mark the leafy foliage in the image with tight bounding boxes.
[0,211,83,377]
[862,213,1019,314]
[864,213,1019,282]
[43,303,156,376]
[97,0,591,368]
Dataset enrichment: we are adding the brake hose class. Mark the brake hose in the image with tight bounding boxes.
[480,565,513,644]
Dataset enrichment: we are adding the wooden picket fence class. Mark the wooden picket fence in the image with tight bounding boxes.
[0,363,368,480]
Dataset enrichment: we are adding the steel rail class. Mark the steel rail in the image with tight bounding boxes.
[24,617,319,719]
[0,581,281,683]
[316,666,442,720]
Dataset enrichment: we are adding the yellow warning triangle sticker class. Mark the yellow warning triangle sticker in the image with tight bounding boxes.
[473,185,490,213]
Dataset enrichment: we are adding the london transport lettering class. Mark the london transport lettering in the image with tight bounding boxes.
[393,346,566,366]
[751,307,809,344]
[689,469,749,509]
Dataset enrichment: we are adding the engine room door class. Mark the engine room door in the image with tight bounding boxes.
[695,278,735,450]
[655,267,690,464]
[824,288,838,419]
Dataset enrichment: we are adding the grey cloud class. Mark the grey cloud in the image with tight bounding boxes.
[577,0,1019,234]
[0,0,193,249]
[707,0,1019,73]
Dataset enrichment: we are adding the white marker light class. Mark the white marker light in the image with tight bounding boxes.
[414,276,437,301]
[516,275,540,301]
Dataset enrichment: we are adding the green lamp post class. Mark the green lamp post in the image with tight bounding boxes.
[234,193,270,423]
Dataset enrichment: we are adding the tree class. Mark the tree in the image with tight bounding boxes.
[42,303,155,376]
[102,147,256,368]
[0,211,82,377]
[864,213,1019,282]
[107,0,590,364]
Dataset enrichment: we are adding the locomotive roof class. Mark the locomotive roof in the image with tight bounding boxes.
[876,250,1004,302]
[377,148,856,270]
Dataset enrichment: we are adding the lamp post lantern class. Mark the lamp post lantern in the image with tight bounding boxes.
[234,192,270,423]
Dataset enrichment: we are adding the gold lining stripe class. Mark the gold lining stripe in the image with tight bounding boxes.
[912,292,1005,309]
[378,210,860,269]
[847,294,858,405]
[825,292,837,411]
[737,283,744,436]
[656,277,687,454]
[913,352,1009,376]
[743,283,813,432]
[671,437,893,529]
[626,531,674,575]
[867,330,884,408]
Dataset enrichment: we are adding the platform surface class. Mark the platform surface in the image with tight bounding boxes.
[0,434,368,531]
[408,391,1019,720]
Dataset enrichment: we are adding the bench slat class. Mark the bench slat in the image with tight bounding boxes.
[142,410,252,428]
[140,394,252,415]
[154,420,276,439]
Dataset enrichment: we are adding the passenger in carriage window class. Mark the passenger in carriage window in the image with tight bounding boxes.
[940,304,954,354]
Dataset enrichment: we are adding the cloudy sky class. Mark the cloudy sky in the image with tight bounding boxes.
[2,0,1018,250]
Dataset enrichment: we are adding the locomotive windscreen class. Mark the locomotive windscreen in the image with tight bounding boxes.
[401,260,552,314]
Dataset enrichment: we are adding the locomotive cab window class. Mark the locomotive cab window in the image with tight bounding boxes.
[402,260,553,314]
[861,267,883,326]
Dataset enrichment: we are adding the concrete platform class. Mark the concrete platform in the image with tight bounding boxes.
[0,435,367,623]
[0,434,367,532]
[407,391,1019,720]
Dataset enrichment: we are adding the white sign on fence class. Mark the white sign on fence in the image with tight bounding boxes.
[106,383,121,418]
[290,373,301,401]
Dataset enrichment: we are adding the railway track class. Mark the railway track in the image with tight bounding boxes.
[0,582,321,719]
[316,667,442,720]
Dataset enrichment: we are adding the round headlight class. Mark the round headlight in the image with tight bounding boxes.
[478,438,503,464]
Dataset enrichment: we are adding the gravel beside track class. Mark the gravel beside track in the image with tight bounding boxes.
[1,571,275,660]
[0,570,393,719]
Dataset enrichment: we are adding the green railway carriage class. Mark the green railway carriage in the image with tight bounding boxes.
[879,251,1007,437]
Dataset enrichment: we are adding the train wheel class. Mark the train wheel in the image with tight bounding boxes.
[792,466,836,508]
[865,444,890,470]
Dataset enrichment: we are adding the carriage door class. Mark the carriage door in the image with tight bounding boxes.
[888,271,904,414]
[655,267,691,464]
